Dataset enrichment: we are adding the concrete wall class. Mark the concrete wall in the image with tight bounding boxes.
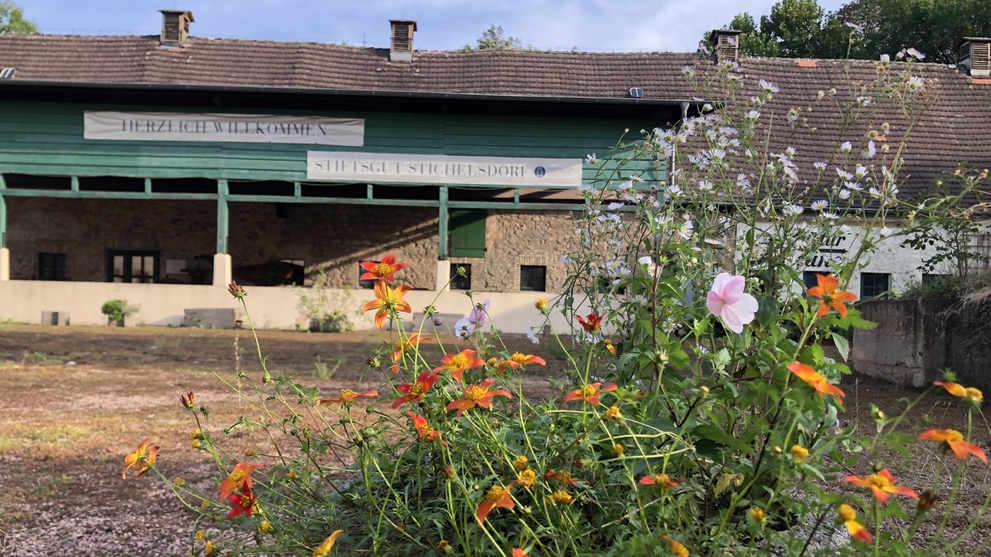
[6,198,576,293]
[0,280,578,334]
[851,299,956,387]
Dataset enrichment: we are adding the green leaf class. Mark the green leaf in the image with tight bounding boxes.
[693,424,755,454]
[832,333,850,361]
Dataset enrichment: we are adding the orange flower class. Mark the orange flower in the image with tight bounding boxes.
[392,371,440,408]
[408,412,446,444]
[361,282,413,329]
[122,439,159,479]
[359,254,410,284]
[544,469,585,486]
[662,535,689,557]
[918,429,987,463]
[476,482,515,525]
[512,549,530,557]
[838,504,871,543]
[218,463,262,502]
[226,482,258,520]
[313,529,345,557]
[446,378,512,418]
[787,362,845,401]
[934,381,983,403]
[575,312,604,334]
[433,349,485,382]
[603,339,616,355]
[845,468,917,504]
[639,474,678,489]
[496,352,547,374]
[318,388,378,406]
[180,390,195,409]
[388,333,427,373]
[807,274,857,318]
[563,382,617,405]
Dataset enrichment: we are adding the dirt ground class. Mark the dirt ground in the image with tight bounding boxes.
[0,324,989,556]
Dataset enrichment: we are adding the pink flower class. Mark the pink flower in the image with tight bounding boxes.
[706,273,758,334]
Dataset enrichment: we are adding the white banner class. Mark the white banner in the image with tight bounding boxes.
[307,152,583,186]
[84,112,365,146]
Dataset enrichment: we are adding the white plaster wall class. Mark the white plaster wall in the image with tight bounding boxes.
[0,280,582,335]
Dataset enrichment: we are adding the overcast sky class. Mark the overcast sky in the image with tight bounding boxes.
[24,0,847,52]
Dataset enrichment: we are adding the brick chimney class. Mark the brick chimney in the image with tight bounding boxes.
[159,9,194,48]
[959,37,991,77]
[709,29,742,64]
[389,19,417,63]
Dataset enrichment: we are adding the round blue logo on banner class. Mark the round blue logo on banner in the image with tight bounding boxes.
[534,166,546,177]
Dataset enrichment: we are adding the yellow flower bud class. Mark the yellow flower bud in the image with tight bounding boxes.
[790,445,809,463]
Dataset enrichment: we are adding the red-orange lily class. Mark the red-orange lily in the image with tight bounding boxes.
[408,412,446,445]
[512,549,530,557]
[226,482,258,520]
[318,388,378,406]
[388,333,427,373]
[359,254,410,284]
[807,273,857,318]
[218,463,263,502]
[122,439,159,479]
[845,468,917,504]
[496,352,547,374]
[563,382,617,406]
[446,378,512,418]
[787,362,845,401]
[392,371,440,408]
[639,474,678,489]
[433,349,485,382]
[575,312,604,334]
[934,381,983,402]
[361,282,413,329]
[918,429,987,463]
[476,481,516,525]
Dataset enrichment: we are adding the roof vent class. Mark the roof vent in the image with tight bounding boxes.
[709,29,742,64]
[629,87,644,98]
[959,37,991,77]
[0,67,15,79]
[389,19,417,63]
[159,9,194,48]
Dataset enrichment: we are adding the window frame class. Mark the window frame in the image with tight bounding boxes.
[860,272,891,300]
[106,250,159,283]
[38,252,67,281]
[450,263,472,290]
[519,265,547,292]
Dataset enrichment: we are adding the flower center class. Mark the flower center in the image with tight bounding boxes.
[339,389,356,400]
[485,485,506,503]
[945,430,964,443]
[465,386,486,402]
[228,469,245,484]
[867,474,891,489]
[511,353,527,364]
[241,497,253,509]
[838,504,857,522]
[966,387,984,401]
[580,385,597,398]
[374,263,392,276]
[409,384,426,397]
[450,354,470,369]
[548,490,573,505]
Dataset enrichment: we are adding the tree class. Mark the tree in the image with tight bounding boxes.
[0,1,37,34]
[462,25,524,51]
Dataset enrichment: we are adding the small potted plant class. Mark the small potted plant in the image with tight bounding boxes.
[101,299,138,327]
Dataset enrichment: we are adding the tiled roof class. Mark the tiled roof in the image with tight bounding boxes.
[0,34,989,199]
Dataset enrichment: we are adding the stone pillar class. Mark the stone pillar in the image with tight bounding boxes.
[213,253,232,288]
[0,247,9,282]
[435,259,450,292]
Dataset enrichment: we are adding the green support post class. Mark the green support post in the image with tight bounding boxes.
[217,179,229,254]
[438,186,449,259]
[71,176,79,192]
[144,178,152,194]
[367,184,374,200]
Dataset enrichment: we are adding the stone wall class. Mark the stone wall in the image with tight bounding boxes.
[6,198,577,292]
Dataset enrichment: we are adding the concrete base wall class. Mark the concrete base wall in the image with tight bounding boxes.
[0,280,577,334]
[852,299,956,387]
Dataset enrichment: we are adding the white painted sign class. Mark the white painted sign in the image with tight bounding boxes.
[307,152,583,186]
[84,112,365,146]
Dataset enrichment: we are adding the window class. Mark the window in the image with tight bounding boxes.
[358,262,377,289]
[107,250,158,283]
[449,210,487,257]
[38,253,66,281]
[860,272,890,300]
[450,263,472,290]
[802,271,827,289]
[520,265,547,292]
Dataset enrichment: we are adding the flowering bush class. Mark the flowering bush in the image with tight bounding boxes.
[126,51,991,556]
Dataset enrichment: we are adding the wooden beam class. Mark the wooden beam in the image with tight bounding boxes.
[0,190,217,201]
[217,179,229,254]
[438,186,449,259]
[226,194,438,207]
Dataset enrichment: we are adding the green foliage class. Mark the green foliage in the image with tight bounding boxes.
[0,1,36,34]
[721,0,854,58]
[100,299,137,323]
[295,272,357,333]
[463,25,525,51]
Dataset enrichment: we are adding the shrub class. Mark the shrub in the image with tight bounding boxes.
[100,299,137,324]
[128,51,991,557]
